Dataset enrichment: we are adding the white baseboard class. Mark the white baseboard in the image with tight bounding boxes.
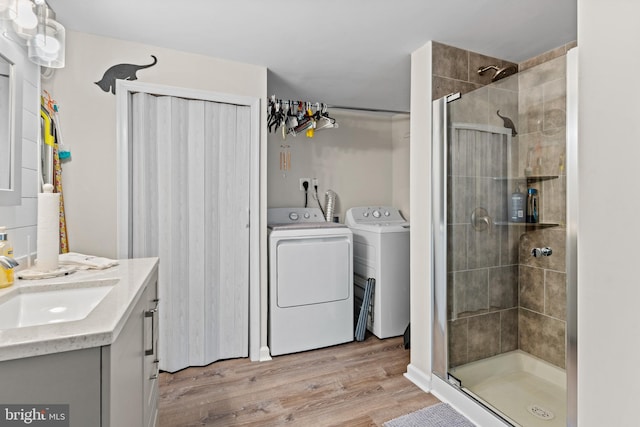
[431,375,510,427]
[258,346,272,362]
[404,363,432,392]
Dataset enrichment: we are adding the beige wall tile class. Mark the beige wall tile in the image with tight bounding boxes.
[468,312,501,362]
[449,318,469,367]
[546,270,567,320]
[447,224,468,272]
[453,269,489,316]
[500,308,519,352]
[519,308,566,368]
[432,75,481,101]
[520,265,545,312]
[432,41,469,80]
[489,266,519,310]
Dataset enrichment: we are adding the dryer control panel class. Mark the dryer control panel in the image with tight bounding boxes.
[345,206,407,227]
[268,207,326,225]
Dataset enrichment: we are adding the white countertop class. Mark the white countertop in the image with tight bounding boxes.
[0,257,159,362]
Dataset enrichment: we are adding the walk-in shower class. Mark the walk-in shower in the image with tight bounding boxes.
[431,50,577,427]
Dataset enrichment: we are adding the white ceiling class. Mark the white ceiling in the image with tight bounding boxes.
[46,0,577,112]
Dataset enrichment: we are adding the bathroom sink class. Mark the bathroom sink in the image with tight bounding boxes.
[0,283,115,329]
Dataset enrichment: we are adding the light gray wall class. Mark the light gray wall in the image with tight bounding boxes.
[577,0,640,425]
[407,41,433,385]
[42,31,268,259]
[267,109,410,221]
[391,114,410,219]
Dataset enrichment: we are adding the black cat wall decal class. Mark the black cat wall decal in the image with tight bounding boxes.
[496,110,518,136]
[95,55,158,94]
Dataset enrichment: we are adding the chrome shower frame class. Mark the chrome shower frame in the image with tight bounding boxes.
[565,47,578,427]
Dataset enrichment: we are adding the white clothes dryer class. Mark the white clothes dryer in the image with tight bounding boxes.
[268,208,353,356]
[345,206,410,339]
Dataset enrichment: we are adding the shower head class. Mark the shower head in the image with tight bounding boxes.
[477,64,518,82]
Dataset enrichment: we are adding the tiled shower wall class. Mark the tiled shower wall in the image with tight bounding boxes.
[516,51,571,368]
[435,41,575,369]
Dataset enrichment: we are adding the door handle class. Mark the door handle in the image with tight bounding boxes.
[145,308,156,356]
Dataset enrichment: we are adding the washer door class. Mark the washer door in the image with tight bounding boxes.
[276,236,350,307]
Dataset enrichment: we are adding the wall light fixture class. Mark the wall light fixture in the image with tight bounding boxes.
[1,0,65,68]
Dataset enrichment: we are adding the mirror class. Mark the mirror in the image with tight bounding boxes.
[0,56,12,190]
[0,37,23,206]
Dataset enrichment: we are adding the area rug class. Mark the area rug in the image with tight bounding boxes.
[383,403,476,427]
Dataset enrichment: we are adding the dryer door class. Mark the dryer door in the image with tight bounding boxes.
[276,236,351,307]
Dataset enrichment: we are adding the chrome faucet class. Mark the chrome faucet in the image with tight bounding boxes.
[0,256,19,269]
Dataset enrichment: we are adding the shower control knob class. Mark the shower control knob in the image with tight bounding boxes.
[531,247,553,257]
[289,212,299,221]
[373,210,381,218]
[384,211,390,216]
[303,212,310,219]
[363,212,369,217]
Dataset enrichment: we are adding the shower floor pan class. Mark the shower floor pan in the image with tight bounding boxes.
[450,350,566,427]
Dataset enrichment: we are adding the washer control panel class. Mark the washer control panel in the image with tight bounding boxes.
[268,207,326,224]
[345,206,407,227]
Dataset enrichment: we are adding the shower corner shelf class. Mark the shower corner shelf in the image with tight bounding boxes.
[494,175,559,183]
[494,221,559,228]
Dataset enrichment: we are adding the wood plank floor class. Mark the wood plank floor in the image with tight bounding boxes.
[158,335,440,426]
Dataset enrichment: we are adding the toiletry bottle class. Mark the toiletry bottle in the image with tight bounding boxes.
[510,185,525,223]
[526,188,539,223]
[0,227,14,287]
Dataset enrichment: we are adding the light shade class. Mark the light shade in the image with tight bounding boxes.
[0,0,17,21]
[7,0,36,43]
[27,4,64,68]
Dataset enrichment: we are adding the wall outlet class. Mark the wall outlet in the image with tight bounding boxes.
[299,178,310,191]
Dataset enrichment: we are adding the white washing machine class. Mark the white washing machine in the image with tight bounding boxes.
[268,208,353,356]
[345,206,410,339]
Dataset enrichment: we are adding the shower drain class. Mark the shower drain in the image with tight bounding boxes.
[527,404,555,420]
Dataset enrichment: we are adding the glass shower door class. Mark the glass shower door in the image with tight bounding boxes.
[432,90,519,379]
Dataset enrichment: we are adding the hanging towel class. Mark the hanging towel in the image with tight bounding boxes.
[58,252,119,270]
[42,93,69,253]
[53,128,69,253]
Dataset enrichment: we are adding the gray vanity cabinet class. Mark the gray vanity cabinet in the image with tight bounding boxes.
[0,273,159,427]
[0,347,102,425]
[102,274,159,427]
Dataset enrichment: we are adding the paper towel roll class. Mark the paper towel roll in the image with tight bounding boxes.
[36,184,60,272]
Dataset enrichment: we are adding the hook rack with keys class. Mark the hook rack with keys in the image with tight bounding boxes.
[267,95,339,139]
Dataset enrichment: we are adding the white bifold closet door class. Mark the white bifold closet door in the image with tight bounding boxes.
[130,92,250,373]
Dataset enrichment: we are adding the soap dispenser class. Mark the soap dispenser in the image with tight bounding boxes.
[0,227,16,288]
